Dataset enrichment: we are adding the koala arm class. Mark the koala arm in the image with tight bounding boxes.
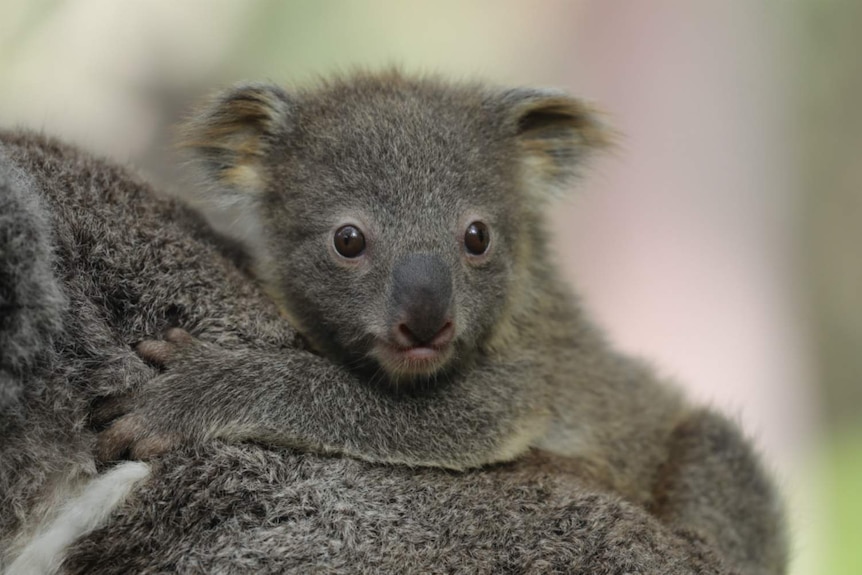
[650,409,788,575]
[97,338,787,573]
[530,339,788,575]
[95,329,549,470]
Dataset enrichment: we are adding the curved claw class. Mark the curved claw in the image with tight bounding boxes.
[89,394,133,430]
[96,414,148,462]
[165,327,194,345]
[135,328,195,367]
[96,414,179,462]
[135,340,177,366]
[128,433,180,460]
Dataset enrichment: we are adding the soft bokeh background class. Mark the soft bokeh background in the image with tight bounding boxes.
[2,2,859,573]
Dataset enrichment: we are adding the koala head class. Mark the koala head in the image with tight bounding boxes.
[181,71,609,385]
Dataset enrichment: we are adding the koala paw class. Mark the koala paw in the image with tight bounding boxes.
[91,328,200,462]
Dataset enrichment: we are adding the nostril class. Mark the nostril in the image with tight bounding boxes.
[396,323,420,347]
[431,321,454,347]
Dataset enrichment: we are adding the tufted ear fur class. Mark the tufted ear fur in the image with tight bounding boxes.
[501,89,613,199]
[177,83,292,250]
[179,82,292,195]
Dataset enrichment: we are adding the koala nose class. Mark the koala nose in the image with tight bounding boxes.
[390,253,454,346]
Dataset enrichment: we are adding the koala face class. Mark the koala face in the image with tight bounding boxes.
[262,90,519,380]
[181,72,609,384]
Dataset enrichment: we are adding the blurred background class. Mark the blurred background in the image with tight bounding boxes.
[1,2,859,572]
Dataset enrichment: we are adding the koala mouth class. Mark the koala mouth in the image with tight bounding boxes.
[373,341,454,377]
[372,321,456,377]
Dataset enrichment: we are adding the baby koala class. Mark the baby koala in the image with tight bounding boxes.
[97,71,786,574]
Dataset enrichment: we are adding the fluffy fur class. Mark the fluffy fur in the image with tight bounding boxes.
[6,462,150,575]
[0,154,65,427]
[63,448,730,575]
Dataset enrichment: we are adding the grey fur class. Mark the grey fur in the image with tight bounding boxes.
[0,71,786,574]
[0,150,65,429]
[65,447,731,575]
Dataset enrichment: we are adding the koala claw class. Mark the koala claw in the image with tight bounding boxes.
[164,327,195,344]
[89,394,133,430]
[96,413,180,462]
[136,328,196,366]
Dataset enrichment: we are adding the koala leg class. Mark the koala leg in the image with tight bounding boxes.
[653,408,788,575]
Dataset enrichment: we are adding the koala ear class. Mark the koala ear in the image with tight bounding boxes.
[176,83,292,254]
[178,82,293,202]
[501,88,613,199]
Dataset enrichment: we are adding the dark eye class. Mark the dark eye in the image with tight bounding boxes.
[464,221,490,255]
[334,225,366,258]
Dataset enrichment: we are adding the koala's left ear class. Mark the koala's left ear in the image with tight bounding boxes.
[176,82,293,254]
[178,82,293,200]
[500,88,613,198]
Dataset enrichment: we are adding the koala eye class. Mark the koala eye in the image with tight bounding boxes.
[333,225,366,258]
[464,221,490,255]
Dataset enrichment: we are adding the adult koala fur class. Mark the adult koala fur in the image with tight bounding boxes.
[0,71,785,574]
[0,158,65,426]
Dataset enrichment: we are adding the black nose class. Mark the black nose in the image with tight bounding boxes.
[390,253,453,345]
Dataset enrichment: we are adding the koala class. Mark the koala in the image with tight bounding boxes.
[81,71,787,574]
[0,129,738,574]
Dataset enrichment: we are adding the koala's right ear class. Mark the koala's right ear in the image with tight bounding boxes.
[178,82,293,204]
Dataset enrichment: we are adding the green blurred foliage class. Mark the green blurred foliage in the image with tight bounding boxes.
[822,433,862,574]
[797,0,862,434]
[795,2,862,573]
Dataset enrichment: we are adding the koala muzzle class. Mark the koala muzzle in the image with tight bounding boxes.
[390,253,454,347]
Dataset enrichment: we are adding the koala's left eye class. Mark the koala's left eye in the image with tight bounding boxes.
[464,221,490,255]
[334,225,366,258]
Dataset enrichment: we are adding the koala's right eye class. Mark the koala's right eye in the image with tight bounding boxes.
[333,225,366,258]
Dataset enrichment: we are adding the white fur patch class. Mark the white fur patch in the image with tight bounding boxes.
[4,461,151,575]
